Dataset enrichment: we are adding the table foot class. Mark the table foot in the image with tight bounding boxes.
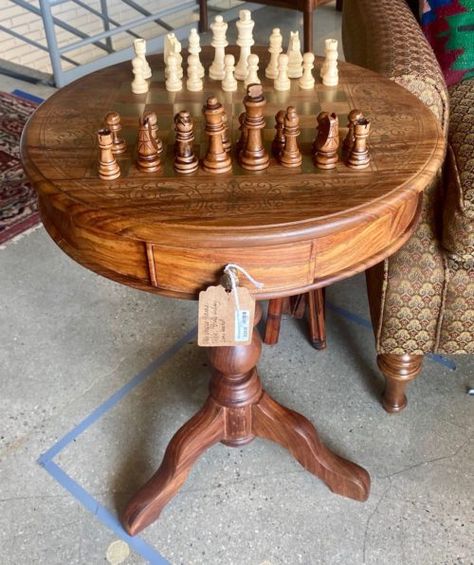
[122,304,370,534]
[122,398,224,535]
[253,392,370,501]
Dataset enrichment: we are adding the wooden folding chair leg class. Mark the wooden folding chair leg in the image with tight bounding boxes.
[307,288,327,350]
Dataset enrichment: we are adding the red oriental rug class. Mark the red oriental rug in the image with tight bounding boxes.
[0,92,40,246]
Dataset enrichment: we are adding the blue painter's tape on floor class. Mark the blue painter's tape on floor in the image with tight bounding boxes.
[37,327,197,564]
[326,300,456,370]
[11,89,44,104]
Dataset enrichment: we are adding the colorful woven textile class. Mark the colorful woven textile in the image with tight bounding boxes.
[421,0,474,86]
[0,92,39,245]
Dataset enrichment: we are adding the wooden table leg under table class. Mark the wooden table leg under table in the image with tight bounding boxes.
[122,304,370,535]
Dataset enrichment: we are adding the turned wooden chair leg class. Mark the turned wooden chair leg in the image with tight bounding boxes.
[264,298,285,345]
[198,0,208,33]
[377,353,423,413]
[307,288,326,350]
[303,9,313,53]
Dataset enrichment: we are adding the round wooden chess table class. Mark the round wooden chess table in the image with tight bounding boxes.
[21,47,445,535]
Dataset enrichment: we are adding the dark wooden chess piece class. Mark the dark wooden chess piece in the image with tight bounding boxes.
[202,96,232,174]
[104,111,127,155]
[143,110,163,154]
[236,111,247,154]
[136,114,161,173]
[221,111,232,154]
[313,111,339,170]
[239,84,270,171]
[271,110,286,157]
[279,106,302,168]
[347,117,371,169]
[97,128,120,180]
[173,110,199,174]
[342,109,363,161]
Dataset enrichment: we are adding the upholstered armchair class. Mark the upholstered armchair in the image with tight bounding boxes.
[342,0,473,412]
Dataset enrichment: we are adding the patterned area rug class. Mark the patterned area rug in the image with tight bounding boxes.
[0,92,40,246]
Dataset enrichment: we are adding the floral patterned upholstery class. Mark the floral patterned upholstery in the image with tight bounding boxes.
[342,0,474,355]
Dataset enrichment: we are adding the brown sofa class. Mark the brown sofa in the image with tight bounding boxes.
[342,0,473,412]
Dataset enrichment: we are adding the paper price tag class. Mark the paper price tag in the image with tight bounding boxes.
[198,285,255,347]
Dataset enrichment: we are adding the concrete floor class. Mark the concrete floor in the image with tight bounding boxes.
[1,3,473,564]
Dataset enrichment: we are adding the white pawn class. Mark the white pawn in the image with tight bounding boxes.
[209,15,228,80]
[235,9,255,81]
[244,53,260,87]
[287,31,303,78]
[222,54,237,92]
[322,38,339,86]
[299,52,315,89]
[131,57,148,94]
[188,28,204,78]
[265,28,282,79]
[166,52,182,92]
[133,38,151,79]
[187,53,203,91]
[274,53,290,91]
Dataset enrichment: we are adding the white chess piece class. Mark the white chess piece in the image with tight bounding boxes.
[321,38,339,86]
[235,9,255,81]
[299,52,315,89]
[133,38,151,79]
[188,28,205,78]
[131,56,148,94]
[265,28,283,79]
[274,53,290,91]
[172,37,183,79]
[222,53,237,92]
[244,53,260,87]
[287,31,303,78]
[166,52,182,92]
[209,15,228,80]
[187,53,203,91]
[164,33,175,65]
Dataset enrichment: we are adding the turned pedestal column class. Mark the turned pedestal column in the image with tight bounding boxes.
[121,304,370,535]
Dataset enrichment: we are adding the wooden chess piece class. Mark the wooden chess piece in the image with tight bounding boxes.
[104,111,127,155]
[236,111,247,154]
[209,15,228,80]
[287,31,303,79]
[133,38,152,79]
[221,111,232,153]
[279,106,302,168]
[239,84,270,171]
[166,52,182,92]
[342,109,363,161]
[313,112,339,170]
[271,109,286,157]
[97,128,120,180]
[299,52,315,89]
[274,53,290,92]
[321,38,339,86]
[235,9,255,81]
[202,96,232,174]
[143,111,163,154]
[347,117,371,169]
[265,28,283,79]
[173,110,199,174]
[136,114,161,173]
[131,57,148,94]
[222,54,237,92]
[244,53,260,87]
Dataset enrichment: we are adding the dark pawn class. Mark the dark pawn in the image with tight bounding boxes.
[239,83,269,171]
[342,109,363,161]
[347,117,371,169]
[136,114,161,173]
[202,96,232,174]
[174,111,199,174]
[236,111,247,154]
[279,106,302,168]
[97,128,120,180]
[104,111,127,154]
[143,110,163,154]
[271,109,286,157]
[314,111,339,170]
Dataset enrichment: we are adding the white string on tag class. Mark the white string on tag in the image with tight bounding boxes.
[223,264,264,312]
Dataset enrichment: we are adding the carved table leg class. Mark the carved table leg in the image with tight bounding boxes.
[122,304,370,535]
[308,288,327,350]
[377,353,423,413]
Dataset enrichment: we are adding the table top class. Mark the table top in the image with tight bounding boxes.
[21,47,445,299]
